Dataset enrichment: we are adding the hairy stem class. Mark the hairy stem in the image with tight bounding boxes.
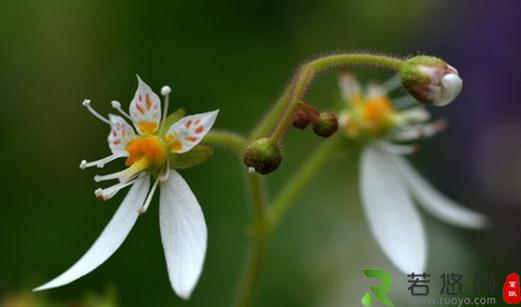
[233,53,404,307]
[270,53,404,144]
[234,173,270,307]
[204,130,248,153]
[250,87,291,140]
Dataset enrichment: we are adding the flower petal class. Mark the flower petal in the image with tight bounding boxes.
[393,155,489,229]
[360,146,427,274]
[436,72,463,107]
[159,170,207,299]
[165,110,219,154]
[130,76,162,135]
[108,114,136,154]
[338,73,361,102]
[33,176,151,291]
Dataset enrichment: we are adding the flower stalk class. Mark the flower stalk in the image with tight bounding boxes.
[269,53,404,144]
[234,173,271,307]
[207,53,408,307]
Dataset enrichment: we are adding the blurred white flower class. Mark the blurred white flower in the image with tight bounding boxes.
[34,76,219,299]
[338,73,488,274]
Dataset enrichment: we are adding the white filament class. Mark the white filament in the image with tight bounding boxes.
[159,85,171,131]
[95,175,143,201]
[138,176,160,214]
[82,99,111,125]
[80,153,127,169]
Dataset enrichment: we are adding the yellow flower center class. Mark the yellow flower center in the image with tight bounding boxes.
[137,121,159,134]
[361,97,394,132]
[342,95,398,138]
[125,135,167,166]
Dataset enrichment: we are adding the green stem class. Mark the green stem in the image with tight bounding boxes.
[232,53,403,307]
[234,173,270,307]
[269,136,342,230]
[270,53,404,144]
[204,130,248,153]
[249,87,291,140]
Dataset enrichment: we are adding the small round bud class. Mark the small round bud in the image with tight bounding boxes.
[312,112,339,137]
[400,56,462,106]
[242,138,282,175]
[292,109,310,129]
[161,85,171,95]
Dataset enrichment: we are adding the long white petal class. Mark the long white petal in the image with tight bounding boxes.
[360,146,427,274]
[34,176,151,291]
[159,170,207,299]
[393,156,489,229]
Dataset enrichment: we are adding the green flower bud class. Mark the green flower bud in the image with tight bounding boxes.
[242,138,282,175]
[312,111,339,137]
[400,56,463,106]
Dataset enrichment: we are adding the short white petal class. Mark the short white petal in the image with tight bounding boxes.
[130,75,162,134]
[393,155,489,229]
[108,114,136,154]
[337,73,361,101]
[165,110,219,154]
[159,170,207,299]
[360,146,427,274]
[33,176,151,291]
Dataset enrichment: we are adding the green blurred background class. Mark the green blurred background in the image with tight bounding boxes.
[1,0,519,306]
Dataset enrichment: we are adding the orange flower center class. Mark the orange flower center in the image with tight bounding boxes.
[125,135,167,166]
[360,97,394,132]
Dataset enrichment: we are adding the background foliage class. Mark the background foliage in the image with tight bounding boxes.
[1,0,519,306]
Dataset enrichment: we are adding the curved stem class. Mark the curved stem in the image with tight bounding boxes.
[269,136,343,230]
[204,130,248,153]
[232,53,404,307]
[234,173,270,307]
[270,53,404,144]
[250,87,291,140]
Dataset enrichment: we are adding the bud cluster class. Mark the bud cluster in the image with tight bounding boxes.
[291,103,339,137]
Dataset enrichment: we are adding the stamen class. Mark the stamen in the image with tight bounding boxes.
[338,73,361,101]
[392,95,417,109]
[400,107,430,124]
[111,100,134,122]
[95,175,143,201]
[158,161,170,183]
[79,153,127,169]
[94,170,126,182]
[247,167,256,174]
[159,85,171,131]
[392,119,447,142]
[94,157,149,183]
[381,74,402,93]
[376,141,418,155]
[82,99,111,125]
[119,157,151,183]
[138,176,160,214]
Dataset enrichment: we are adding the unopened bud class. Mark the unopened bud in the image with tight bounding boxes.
[400,56,463,106]
[292,109,310,129]
[242,138,282,175]
[312,112,339,137]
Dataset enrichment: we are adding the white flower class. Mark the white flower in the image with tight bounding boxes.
[34,76,219,299]
[338,74,488,274]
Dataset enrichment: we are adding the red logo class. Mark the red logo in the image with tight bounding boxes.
[503,273,521,304]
